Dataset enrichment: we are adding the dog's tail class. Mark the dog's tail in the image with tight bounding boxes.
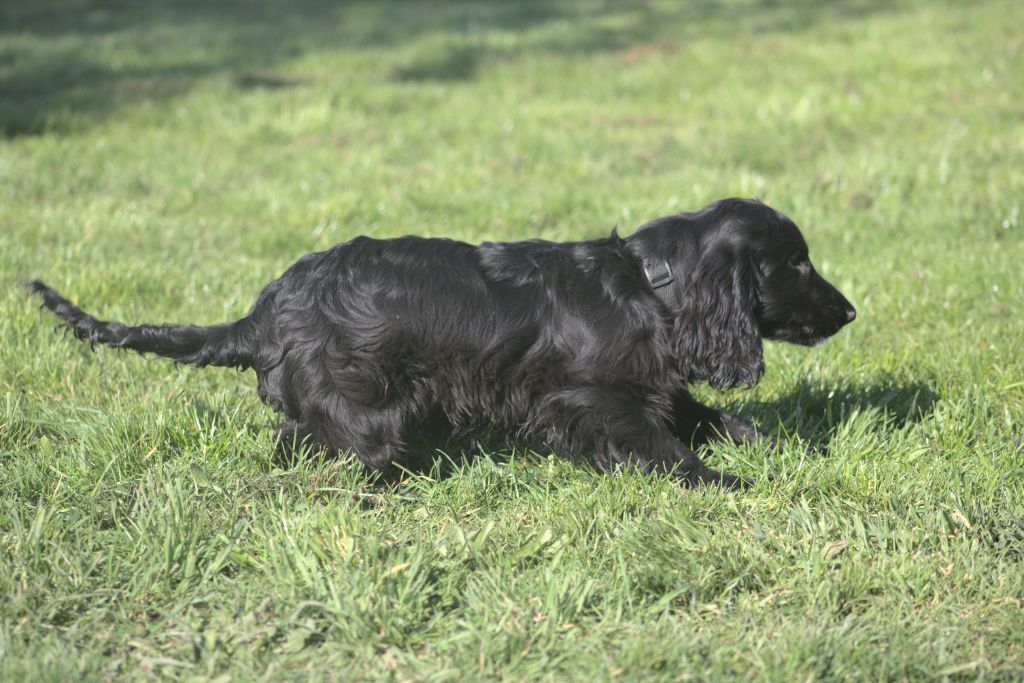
[28,281,258,370]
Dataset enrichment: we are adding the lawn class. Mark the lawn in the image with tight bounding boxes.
[2,0,1023,679]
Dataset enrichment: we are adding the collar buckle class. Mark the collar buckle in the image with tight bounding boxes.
[642,259,678,309]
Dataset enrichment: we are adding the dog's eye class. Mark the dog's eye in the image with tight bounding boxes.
[787,252,807,269]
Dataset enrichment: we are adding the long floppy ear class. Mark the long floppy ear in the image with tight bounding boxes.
[673,243,764,389]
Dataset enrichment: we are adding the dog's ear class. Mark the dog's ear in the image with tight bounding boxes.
[674,243,764,389]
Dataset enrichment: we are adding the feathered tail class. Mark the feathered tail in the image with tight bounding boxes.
[29,281,256,370]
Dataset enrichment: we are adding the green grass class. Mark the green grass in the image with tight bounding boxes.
[2,0,1023,679]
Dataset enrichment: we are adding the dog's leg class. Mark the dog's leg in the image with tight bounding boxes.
[274,420,302,463]
[668,390,763,449]
[669,390,821,455]
[272,418,340,463]
[538,387,751,489]
[282,397,416,471]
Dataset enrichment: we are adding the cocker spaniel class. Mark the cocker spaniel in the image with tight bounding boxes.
[30,198,855,488]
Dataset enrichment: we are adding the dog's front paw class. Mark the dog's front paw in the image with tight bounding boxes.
[805,441,829,457]
[684,466,754,490]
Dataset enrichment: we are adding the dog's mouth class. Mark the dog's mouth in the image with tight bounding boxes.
[764,320,847,347]
[777,329,829,347]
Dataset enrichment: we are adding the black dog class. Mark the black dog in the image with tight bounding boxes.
[30,198,855,489]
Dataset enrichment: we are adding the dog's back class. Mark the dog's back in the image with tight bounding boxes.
[248,234,663,432]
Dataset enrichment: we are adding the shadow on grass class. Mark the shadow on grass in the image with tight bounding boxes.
[738,378,940,444]
[2,0,906,137]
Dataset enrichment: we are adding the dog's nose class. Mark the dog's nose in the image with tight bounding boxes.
[845,306,857,322]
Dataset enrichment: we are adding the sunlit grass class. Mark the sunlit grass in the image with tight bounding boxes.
[2,0,1023,679]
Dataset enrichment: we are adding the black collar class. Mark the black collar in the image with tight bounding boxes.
[641,257,679,310]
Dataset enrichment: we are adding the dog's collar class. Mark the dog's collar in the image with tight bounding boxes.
[642,258,679,310]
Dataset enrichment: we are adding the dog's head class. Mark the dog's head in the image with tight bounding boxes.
[746,206,857,347]
[634,198,856,389]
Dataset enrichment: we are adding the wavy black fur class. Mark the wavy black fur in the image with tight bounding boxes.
[31,198,856,488]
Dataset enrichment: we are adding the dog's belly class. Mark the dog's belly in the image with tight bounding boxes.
[432,358,562,433]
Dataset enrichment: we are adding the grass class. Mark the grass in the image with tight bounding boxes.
[2,0,1023,679]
